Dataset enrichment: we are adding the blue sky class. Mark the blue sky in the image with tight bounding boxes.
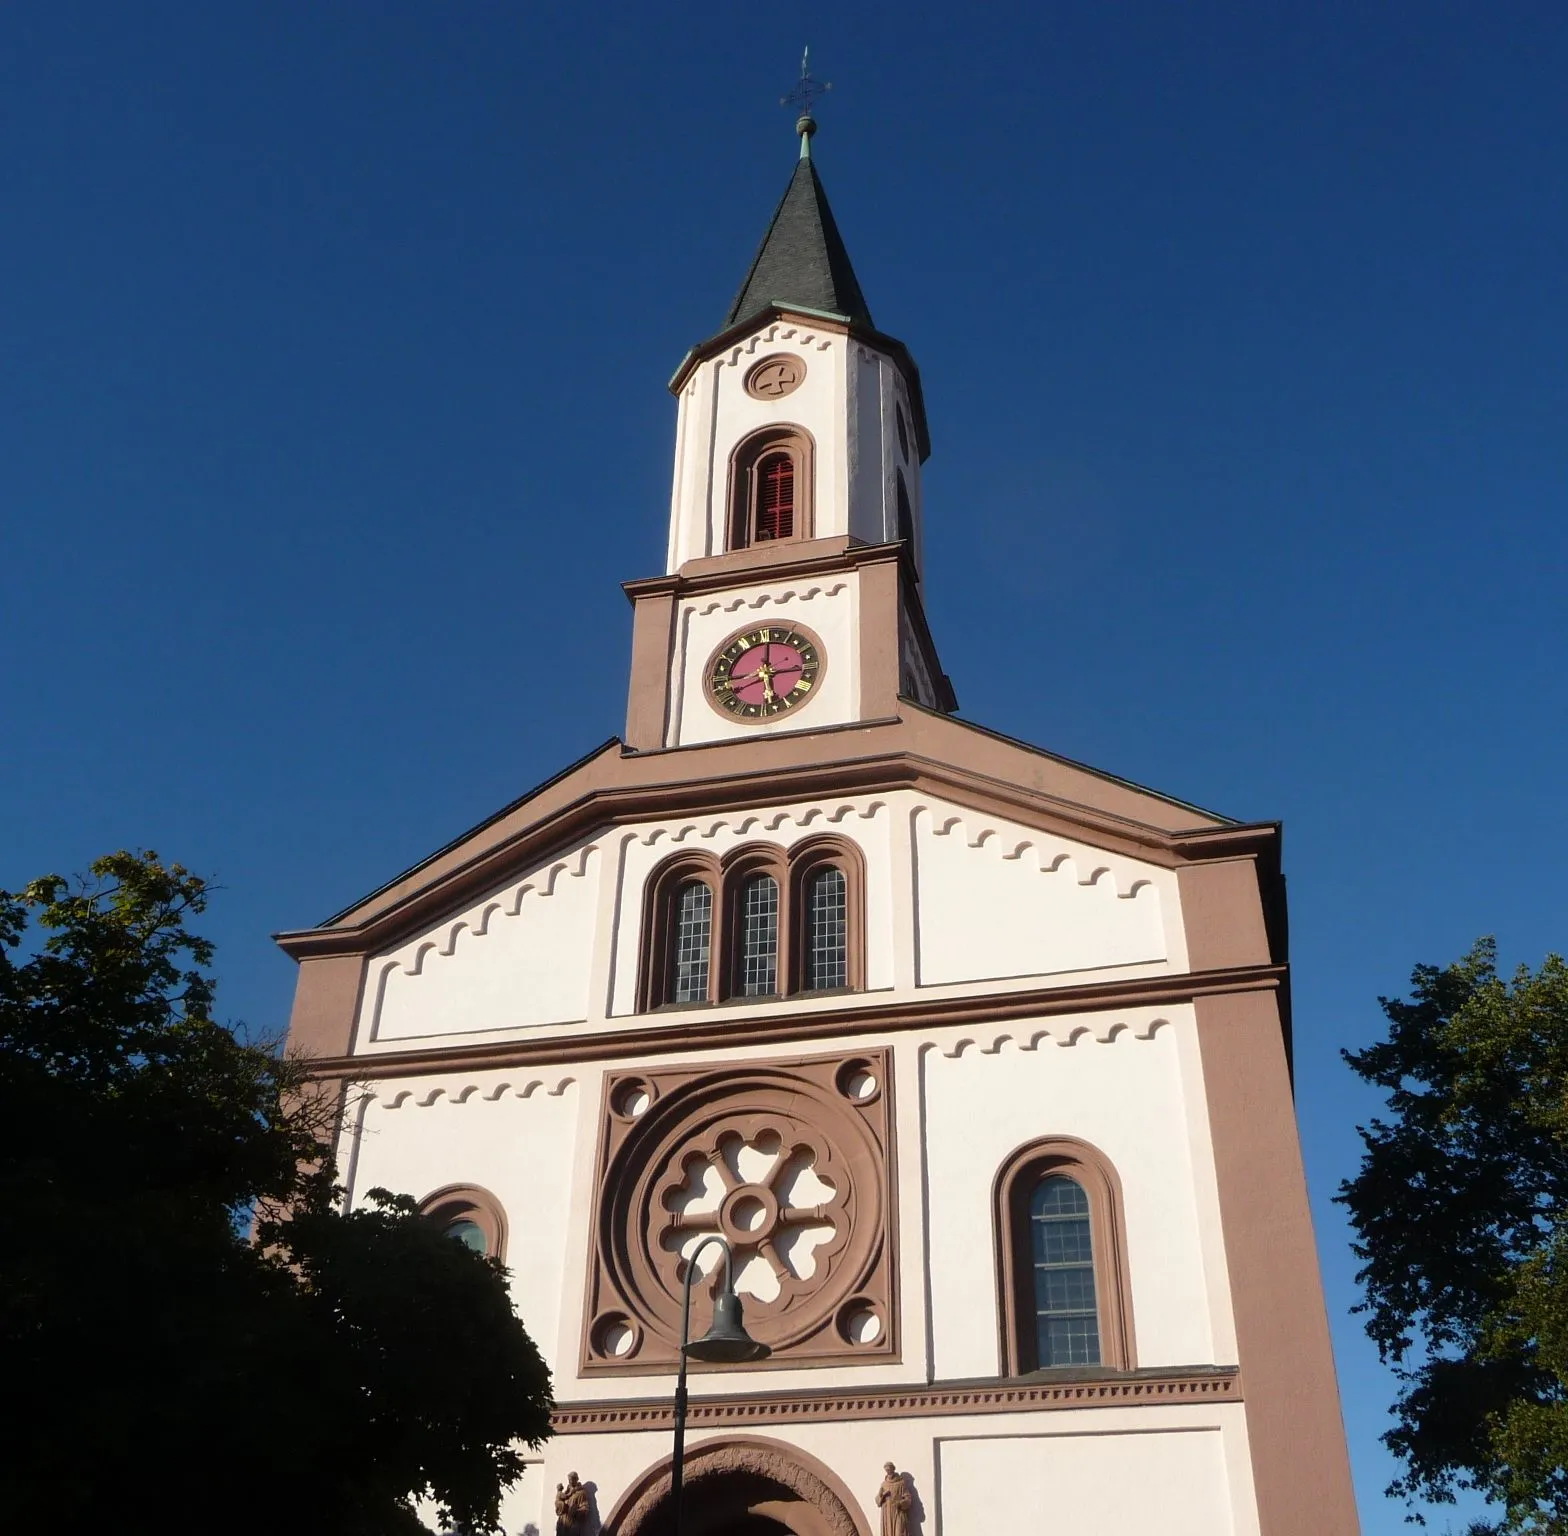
[4,5,1565,1528]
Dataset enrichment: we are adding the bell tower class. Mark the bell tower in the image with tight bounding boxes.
[623,112,956,752]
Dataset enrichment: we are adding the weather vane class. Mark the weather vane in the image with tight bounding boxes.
[781,48,830,158]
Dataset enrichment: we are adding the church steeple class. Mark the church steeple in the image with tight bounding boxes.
[723,132,873,332]
[624,111,954,752]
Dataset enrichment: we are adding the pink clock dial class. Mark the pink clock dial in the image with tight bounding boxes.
[707,625,823,719]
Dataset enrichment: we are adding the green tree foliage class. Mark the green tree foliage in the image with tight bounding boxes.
[1340,939,1568,1533]
[0,852,553,1536]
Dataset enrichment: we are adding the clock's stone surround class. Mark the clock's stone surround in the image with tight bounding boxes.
[672,580,857,746]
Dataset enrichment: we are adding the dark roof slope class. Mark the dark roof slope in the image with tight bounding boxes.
[724,157,873,330]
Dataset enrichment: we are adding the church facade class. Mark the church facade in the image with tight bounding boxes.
[279,120,1359,1536]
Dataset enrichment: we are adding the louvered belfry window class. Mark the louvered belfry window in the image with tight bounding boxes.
[755,452,795,541]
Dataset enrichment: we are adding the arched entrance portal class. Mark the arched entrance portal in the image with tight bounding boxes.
[602,1435,869,1536]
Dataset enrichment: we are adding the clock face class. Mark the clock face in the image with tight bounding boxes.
[706,624,823,719]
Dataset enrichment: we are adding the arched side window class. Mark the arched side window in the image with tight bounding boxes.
[639,839,865,1009]
[993,1137,1135,1374]
[730,427,814,551]
[788,836,866,995]
[639,853,721,1009]
[419,1184,508,1262]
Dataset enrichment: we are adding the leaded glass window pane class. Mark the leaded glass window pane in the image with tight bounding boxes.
[1030,1175,1100,1366]
[737,875,779,996]
[805,866,847,990]
[671,880,712,1003]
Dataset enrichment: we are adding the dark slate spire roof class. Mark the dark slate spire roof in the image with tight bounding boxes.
[724,154,873,330]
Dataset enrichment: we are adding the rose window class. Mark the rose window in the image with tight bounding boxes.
[583,1052,896,1370]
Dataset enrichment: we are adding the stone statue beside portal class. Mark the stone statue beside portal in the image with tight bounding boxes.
[555,1471,590,1536]
[876,1463,911,1536]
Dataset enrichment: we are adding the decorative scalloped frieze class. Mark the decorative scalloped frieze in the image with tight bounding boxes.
[691,581,847,617]
[917,806,1155,900]
[638,800,886,849]
[376,1075,578,1110]
[921,1017,1173,1059]
[375,843,598,981]
[720,323,835,369]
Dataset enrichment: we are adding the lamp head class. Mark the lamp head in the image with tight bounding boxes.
[684,1286,771,1364]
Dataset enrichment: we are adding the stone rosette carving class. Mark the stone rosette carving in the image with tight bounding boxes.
[581,1049,897,1372]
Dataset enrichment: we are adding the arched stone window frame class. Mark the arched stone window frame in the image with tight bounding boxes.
[993,1135,1136,1374]
[639,839,866,1010]
[718,843,790,1001]
[419,1183,508,1262]
[728,425,815,551]
[638,851,722,1009]
[786,834,866,995]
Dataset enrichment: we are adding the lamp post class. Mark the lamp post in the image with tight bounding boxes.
[670,1234,771,1536]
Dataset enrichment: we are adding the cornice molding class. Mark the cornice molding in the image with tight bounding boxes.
[276,747,1265,962]
[299,963,1286,1081]
[623,538,902,606]
[551,1367,1242,1433]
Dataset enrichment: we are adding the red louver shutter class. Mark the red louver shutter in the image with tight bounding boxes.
[756,454,795,541]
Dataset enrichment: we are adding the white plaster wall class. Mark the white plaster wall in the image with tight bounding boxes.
[666,321,917,571]
[938,1421,1248,1536]
[667,576,860,747]
[912,801,1180,986]
[604,797,897,1017]
[847,343,885,548]
[341,1073,581,1384]
[921,1006,1232,1375]
[361,845,599,1044]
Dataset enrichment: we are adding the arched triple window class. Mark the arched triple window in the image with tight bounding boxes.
[639,838,864,1009]
[994,1137,1134,1374]
[418,1184,508,1262]
[730,427,813,551]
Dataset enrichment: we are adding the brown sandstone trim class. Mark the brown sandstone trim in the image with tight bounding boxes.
[623,587,678,751]
[1196,990,1360,1535]
[550,1366,1242,1433]
[299,964,1286,1082]
[624,537,902,605]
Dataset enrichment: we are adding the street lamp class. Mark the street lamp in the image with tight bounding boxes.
[670,1234,771,1536]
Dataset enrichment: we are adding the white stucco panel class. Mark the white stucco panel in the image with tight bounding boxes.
[912,800,1181,986]
[921,1008,1230,1375]
[364,842,599,1042]
[342,1072,581,1380]
[668,577,860,747]
[938,1425,1242,1536]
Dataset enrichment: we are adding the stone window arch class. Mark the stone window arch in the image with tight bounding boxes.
[787,835,865,995]
[730,426,814,551]
[719,844,789,1001]
[639,852,721,1009]
[993,1135,1135,1373]
[639,840,865,1010]
[418,1183,508,1261]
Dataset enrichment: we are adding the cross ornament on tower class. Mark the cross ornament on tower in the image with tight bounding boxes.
[781,48,830,158]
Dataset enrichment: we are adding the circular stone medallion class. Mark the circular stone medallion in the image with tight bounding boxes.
[745,354,806,400]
